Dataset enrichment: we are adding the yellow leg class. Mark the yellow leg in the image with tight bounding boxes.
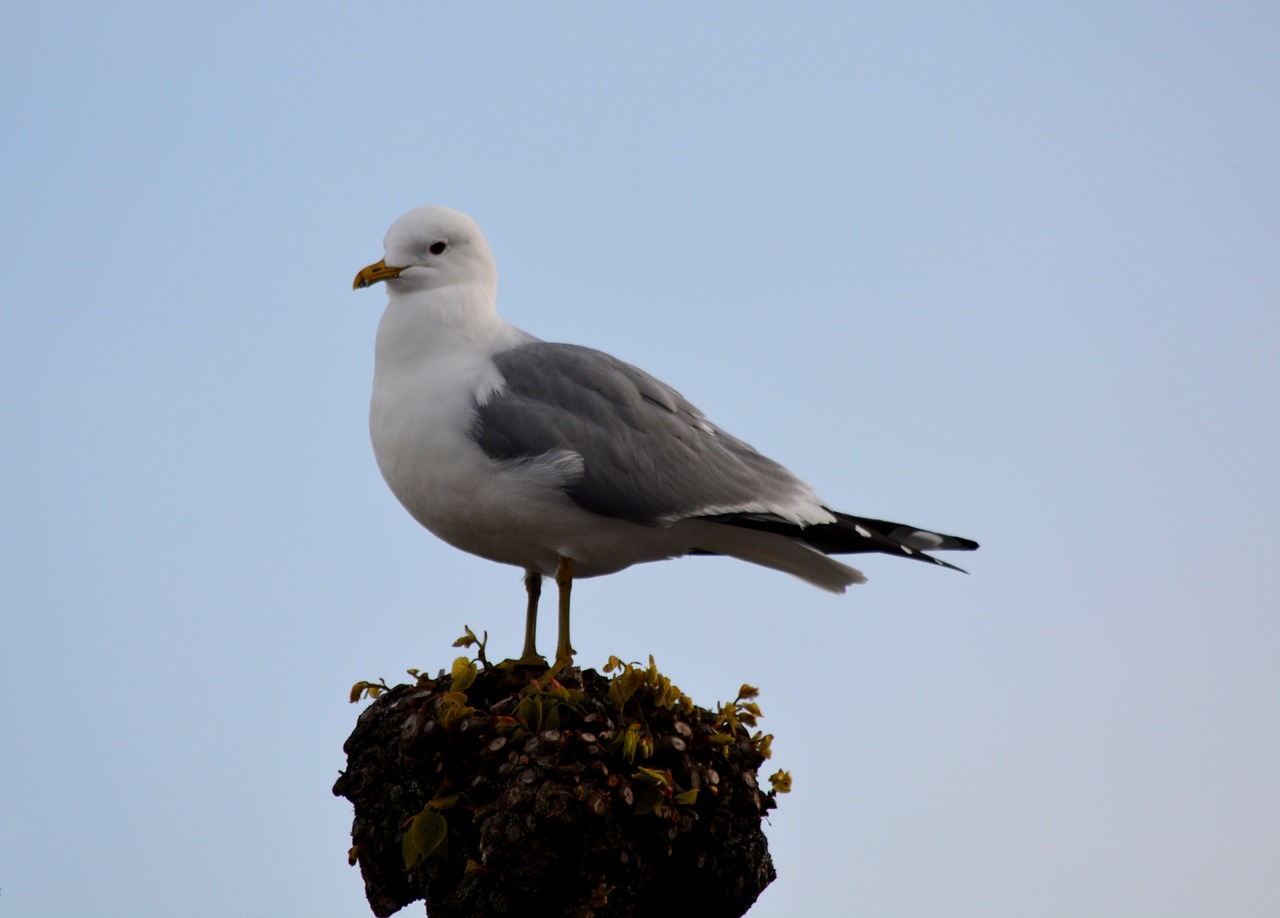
[514,570,546,666]
[535,557,578,687]
[555,556,576,665]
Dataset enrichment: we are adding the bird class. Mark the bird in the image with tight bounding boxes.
[354,205,977,669]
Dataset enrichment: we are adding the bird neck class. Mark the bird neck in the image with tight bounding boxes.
[375,283,513,365]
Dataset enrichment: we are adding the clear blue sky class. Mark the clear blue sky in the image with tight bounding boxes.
[3,3,1278,916]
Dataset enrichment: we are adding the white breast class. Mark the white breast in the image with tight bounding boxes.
[369,296,584,573]
[369,290,718,578]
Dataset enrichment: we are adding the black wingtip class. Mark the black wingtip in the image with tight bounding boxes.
[704,511,978,573]
[892,542,971,574]
[928,555,970,574]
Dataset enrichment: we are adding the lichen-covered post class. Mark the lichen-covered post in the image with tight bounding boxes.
[334,640,787,918]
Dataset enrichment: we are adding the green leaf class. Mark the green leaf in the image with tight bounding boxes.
[402,806,449,870]
[634,785,665,815]
[451,657,478,693]
[633,766,670,786]
[608,666,645,710]
[674,789,699,805]
[620,724,640,763]
[429,792,460,812]
[348,680,385,703]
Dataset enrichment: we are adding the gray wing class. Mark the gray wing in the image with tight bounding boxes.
[473,343,824,524]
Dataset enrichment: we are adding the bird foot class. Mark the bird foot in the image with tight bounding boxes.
[496,653,549,671]
[535,654,575,689]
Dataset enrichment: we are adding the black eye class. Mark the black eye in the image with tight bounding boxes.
[429,241,448,255]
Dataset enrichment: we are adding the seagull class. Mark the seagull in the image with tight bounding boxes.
[354,206,977,668]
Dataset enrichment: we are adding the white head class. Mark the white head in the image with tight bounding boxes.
[354,205,498,301]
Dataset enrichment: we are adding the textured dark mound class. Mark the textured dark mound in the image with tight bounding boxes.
[333,658,781,918]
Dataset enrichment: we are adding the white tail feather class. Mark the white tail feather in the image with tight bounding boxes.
[695,527,866,593]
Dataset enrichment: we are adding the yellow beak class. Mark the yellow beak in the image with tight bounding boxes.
[353,259,405,290]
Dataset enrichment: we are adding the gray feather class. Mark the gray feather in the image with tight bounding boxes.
[472,343,817,524]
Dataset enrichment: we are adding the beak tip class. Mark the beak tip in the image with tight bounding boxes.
[353,258,401,291]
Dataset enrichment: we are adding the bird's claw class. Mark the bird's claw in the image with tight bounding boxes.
[535,655,575,689]
[496,653,549,671]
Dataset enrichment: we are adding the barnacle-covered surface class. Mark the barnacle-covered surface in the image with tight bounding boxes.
[334,641,785,918]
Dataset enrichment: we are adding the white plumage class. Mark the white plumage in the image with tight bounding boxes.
[355,205,977,665]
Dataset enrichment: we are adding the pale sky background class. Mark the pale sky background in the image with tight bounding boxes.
[3,3,1278,917]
